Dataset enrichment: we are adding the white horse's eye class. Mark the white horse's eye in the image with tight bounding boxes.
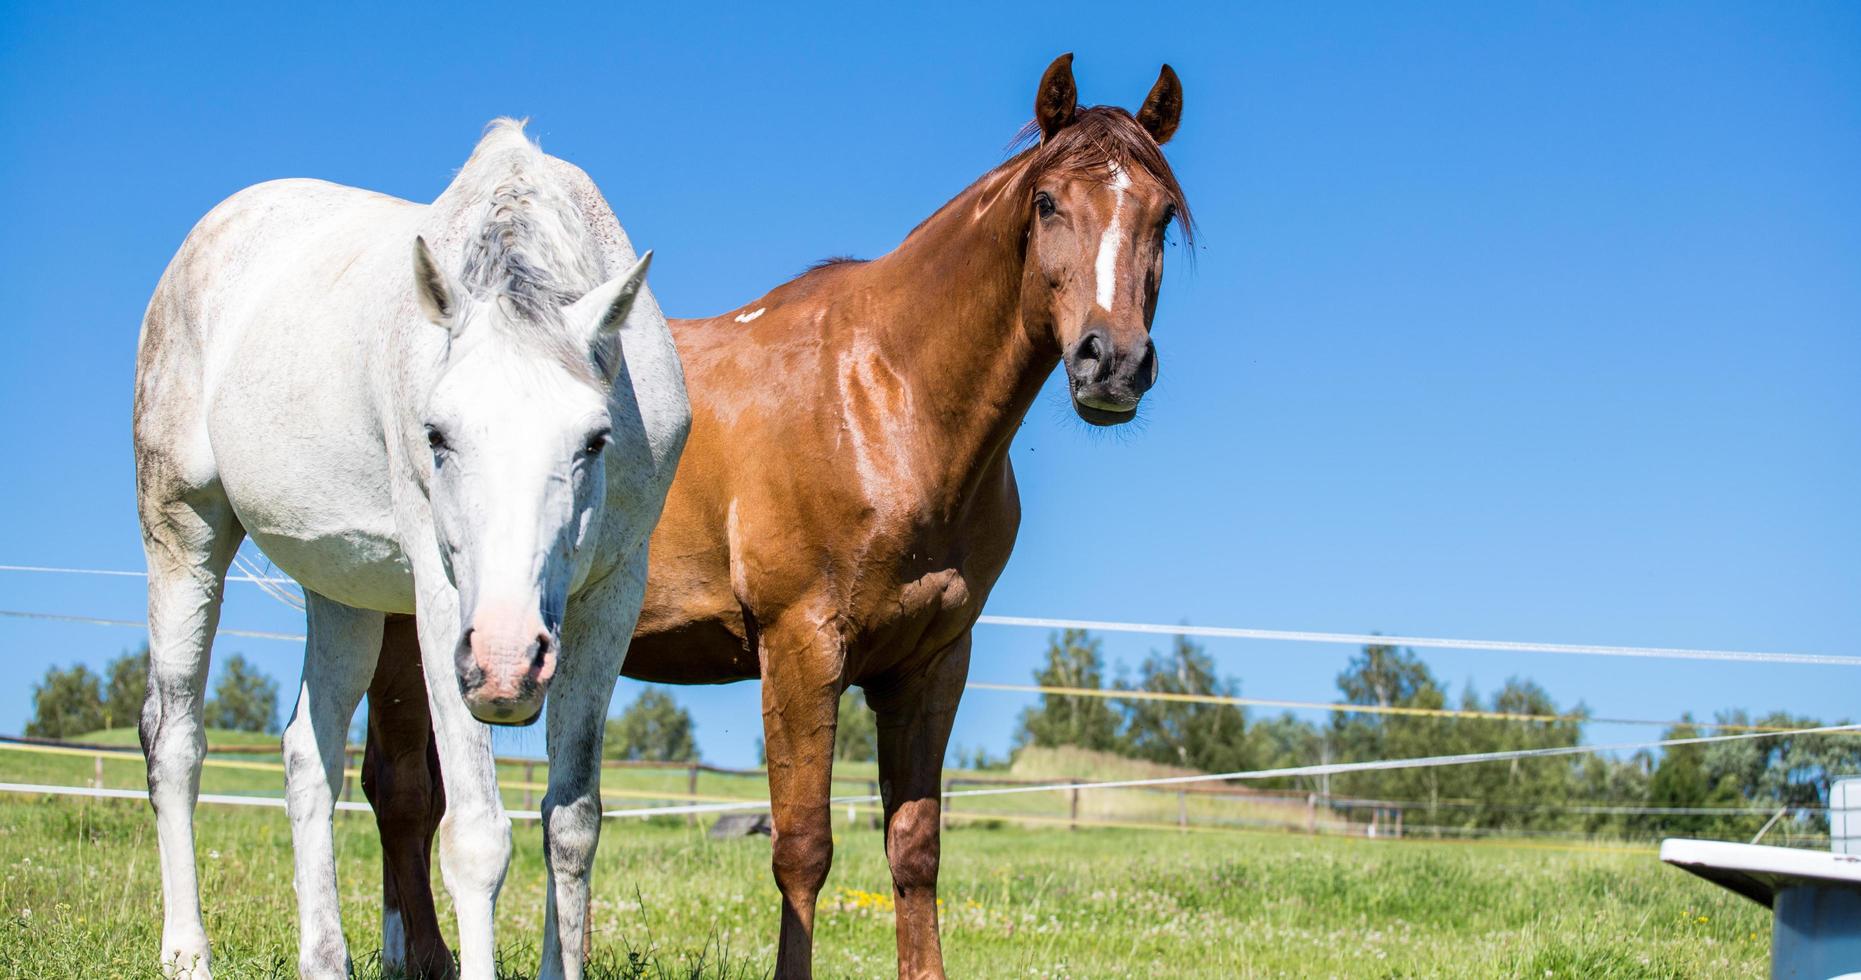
[426,426,449,455]
[581,430,611,458]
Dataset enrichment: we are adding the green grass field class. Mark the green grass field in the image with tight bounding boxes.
[0,736,1771,978]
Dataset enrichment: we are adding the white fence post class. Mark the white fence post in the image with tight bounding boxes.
[1834,777,1859,855]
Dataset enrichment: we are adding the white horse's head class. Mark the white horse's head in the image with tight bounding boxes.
[411,235,650,725]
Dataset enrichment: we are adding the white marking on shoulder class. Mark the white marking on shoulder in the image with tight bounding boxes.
[1095,163,1133,312]
[734,308,765,324]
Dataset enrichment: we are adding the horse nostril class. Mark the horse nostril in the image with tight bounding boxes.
[1137,340,1159,392]
[531,632,551,671]
[1072,330,1113,384]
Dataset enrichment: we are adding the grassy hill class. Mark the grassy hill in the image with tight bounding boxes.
[1002,745,1344,833]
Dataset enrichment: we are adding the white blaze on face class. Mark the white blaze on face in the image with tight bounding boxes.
[424,334,610,677]
[1094,163,1133,312]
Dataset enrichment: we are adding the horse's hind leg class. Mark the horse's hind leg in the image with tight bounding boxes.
[138,482,243,980]
[281,593,383,979]
[868,633,971,980]
[362,615,454,980]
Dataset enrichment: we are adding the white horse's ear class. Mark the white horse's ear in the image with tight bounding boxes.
[569,250,653,341]
[411,236,460,331]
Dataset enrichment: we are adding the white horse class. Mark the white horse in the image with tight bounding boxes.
[132,120,690,980]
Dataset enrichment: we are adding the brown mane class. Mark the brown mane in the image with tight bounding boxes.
[803,255,865,274]
[890,106,1196,261]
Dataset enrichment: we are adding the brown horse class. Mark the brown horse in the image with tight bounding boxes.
[364,53,1191,979]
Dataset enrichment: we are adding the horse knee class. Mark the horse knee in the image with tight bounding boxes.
[543,797,601,880]
[886,800,941,894]
[279,714,323,775]
[365,751,436,839]
[139,662,206,762]
[771,822,834,899]
[438,810,512,896]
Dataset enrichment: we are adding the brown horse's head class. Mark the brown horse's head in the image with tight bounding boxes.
[1022,54,1192,426]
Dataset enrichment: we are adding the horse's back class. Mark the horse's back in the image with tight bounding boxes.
[136,178,399,486]
[140,179,416,401]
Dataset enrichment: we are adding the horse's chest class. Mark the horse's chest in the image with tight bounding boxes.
[841,564,977,681]
[844,469,1017,659]
[892,565,975,623]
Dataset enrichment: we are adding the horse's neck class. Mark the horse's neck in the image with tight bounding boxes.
[859,160,1056,509]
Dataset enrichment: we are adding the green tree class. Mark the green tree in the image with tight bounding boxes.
[1361,673,1587,836]
[1573,750,1652,838]
[1015,629,1122,752]
[202,654,279,734]
[103,646,149,732]
[604,687,698,762]
[1642,719,1712,836]
[1328,643,1452,822]
[1245,711,1324,792]
[1336,642,1437,710]
[1117,634,1248,773]
[26,663,106,738]
[836,688,878,762]
[1454,679,1585,832]
[1705,709,1861,837]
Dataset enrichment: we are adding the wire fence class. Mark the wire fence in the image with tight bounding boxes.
[2,722,1851,851]
[2,560,1853,852]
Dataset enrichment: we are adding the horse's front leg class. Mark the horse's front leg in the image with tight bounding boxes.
[281,593,384,979]
[536,553,644,980]
[411,579,510,980]
[868,633,970,980]
[760,603,844,979]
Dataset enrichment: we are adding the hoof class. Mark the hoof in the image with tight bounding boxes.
[160,943,212,980]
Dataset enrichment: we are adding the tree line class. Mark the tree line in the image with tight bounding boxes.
[24,646,872,766]
[604,686,881,765]
[1012,629,1859,840]
[31,636,1852,843]
[27,645,279,738]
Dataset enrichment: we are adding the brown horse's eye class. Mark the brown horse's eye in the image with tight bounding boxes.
[1034,192,1056,219]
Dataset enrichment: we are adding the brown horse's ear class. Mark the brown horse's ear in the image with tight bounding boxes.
[1136,64,1183,145]
[1035,53,1078,141]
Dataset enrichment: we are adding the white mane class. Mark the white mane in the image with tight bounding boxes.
[442,119,611,375]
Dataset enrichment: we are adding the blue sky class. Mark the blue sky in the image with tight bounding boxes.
[1,2,1856,768]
